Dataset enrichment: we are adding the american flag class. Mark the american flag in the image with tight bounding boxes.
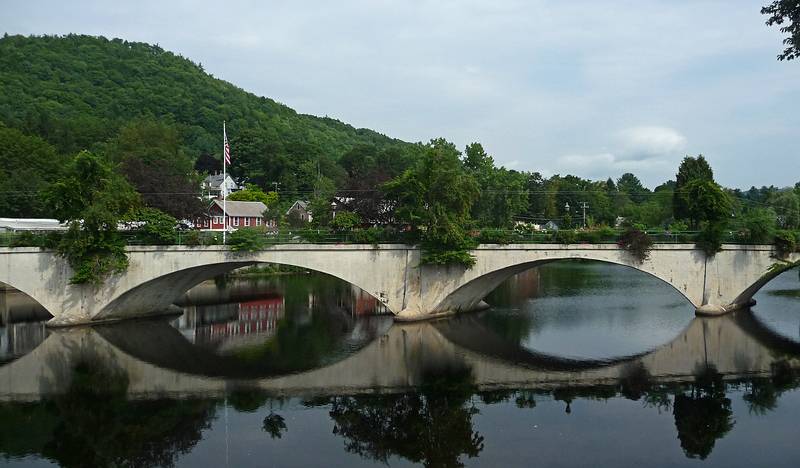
[223,125,231,165]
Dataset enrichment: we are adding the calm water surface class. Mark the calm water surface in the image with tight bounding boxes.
[1,261,800,467]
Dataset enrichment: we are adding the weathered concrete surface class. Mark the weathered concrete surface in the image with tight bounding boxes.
[0,244,796,326]
[1,311,798,401]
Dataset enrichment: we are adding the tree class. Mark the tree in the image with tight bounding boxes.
[44,151,139,284]
[0,126,67,217]
[464,143,527,228]
[382,139,479,267]
[762,0,800,60]
[771,190,800,229]
[616,173,650,204]
[678,179,731,228]
[228,184,278,208]
[109,119,203,219]
[674,156,716,227]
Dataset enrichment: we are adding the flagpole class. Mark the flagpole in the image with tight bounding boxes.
[222,121,227,245]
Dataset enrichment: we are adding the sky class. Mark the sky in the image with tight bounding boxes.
[2,0,798,189]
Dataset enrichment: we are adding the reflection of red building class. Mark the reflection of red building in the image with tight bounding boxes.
[339,285,390,316]
[204,296,285,342]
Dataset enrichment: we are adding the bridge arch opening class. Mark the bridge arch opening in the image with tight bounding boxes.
[440,257,696,315]
[438,258,697,361]
[95,259,393,323]
[0,281,52,365]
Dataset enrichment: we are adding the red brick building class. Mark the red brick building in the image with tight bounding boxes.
[195,199,275,231]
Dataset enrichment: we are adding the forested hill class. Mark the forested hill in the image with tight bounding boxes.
[0,34,406,159]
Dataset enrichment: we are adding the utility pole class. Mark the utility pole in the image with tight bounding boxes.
[580,202,588,228]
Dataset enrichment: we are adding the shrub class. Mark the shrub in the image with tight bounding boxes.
[554,229,577,244]
[617,228,653,263]
[182,230,201,246]
[350,227,384,245]
[477,228,512,244]
[228,228,266,253]
[695,222,726,257]
[774,230,797,258]
[330,211,361,232]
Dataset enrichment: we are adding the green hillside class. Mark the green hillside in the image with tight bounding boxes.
[0,34,421,218]
[0,34,407,170]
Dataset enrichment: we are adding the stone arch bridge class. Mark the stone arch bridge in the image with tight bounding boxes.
[0,243,797,327]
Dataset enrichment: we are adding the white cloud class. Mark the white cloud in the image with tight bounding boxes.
[616,126,687,161]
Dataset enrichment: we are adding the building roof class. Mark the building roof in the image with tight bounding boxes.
[0,218,68,231]
[203,173,234,189]
[286,200,309,214]
[210,200,267,217]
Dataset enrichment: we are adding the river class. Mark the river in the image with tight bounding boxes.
[1,261,799,467]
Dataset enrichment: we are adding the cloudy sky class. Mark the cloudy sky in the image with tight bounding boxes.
[3,0,798,188]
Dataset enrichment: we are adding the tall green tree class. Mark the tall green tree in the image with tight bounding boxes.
[45,151,139,284]
[678,179,731,228]
[674,155,715,226]
[383,139,479,266]
[108,119,203,219]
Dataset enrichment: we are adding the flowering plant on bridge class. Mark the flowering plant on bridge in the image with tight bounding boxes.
[617,228,653,263]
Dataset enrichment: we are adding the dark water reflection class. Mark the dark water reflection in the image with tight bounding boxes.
[1,263,800,467]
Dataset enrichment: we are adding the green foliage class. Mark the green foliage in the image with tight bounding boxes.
[228,228,266,253]
[677,179,731,228]
[330,211,361,231]
[774,230,797,258]
[674,155,714,225]
[617,228,654,263]
[554,229,577,244]
[477,228,512,244]
[696,222,727,257]
[44,151,139,284]
[182,230,202,246]
[383,139,479,268]
[108,118,203,219]
[738,208,777,244]
[228,184,278,207]
[0,125,67,217]
[127,208,178,245]
[762,0,800,60]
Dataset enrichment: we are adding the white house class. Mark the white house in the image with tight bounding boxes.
[202,173,239,199]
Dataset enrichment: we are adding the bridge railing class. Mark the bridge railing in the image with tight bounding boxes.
[0,227,758,248]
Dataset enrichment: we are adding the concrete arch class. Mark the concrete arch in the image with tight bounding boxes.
[433,257,697,317]
[90,245,414,323]
[731,262,800,309]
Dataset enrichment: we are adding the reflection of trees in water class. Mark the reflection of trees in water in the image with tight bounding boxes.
[321,364,484,468]
[672,365,734,460]
[743,360,800,415]
[0,356,216,467]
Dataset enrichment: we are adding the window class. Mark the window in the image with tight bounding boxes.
[244,217,251,227]
[256,218,262,226]
[233,217,240,227]
[213,216,222,225]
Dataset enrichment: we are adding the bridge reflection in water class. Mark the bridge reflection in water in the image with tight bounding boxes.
[2,264,800,467]
[1,310,800,466]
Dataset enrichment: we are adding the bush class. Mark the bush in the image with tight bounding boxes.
[617,228,653,263]
[129,208,177,245]
[477,228,512,244]
[554,229,577,244]
[420,237,477,268]
[774,230,797,258]
[228,228,266,253]
[330,211,361,231]
[182,230,202,246]
[695,222,726,257]
[349,227,385,245]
